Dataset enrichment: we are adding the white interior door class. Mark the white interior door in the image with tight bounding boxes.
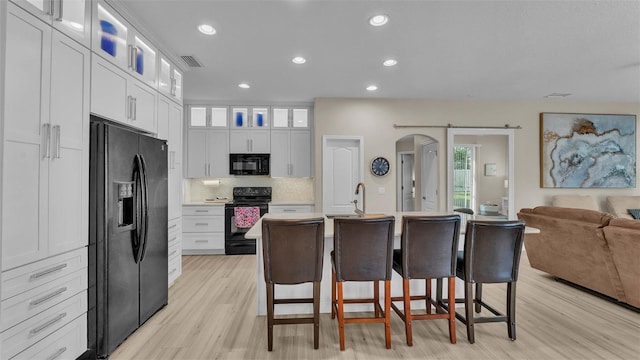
[421,143,438,211]
[401,153,414,211]
[322,136,363,214]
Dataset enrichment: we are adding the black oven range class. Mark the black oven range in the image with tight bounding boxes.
[224,187,271,255]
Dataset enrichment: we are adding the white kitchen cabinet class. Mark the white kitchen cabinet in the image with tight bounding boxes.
[91,56,157,134]
[168,102,183,220]
[182,205,225,255]
[270,130,311,177]
[159,54,183,104]
[168,218,182,285]
[92,0,158,88]
[3,3,89,270]
[229,130,270,153]
[10,0,92,48]
[272,107,311,128]
[188,106,228,128]
[230,106,270,128]
[186,130,229,178]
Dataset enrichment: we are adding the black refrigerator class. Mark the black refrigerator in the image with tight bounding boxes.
[88,117,168,359]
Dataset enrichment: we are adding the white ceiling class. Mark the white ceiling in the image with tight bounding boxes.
[115,0,640,104]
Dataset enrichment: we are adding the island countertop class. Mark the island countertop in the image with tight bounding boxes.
[246,212,538,316]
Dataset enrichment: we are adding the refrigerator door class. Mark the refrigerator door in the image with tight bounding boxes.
[104,124,142,354]
[138,134,168,324]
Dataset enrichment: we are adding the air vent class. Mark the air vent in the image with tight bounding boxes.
[180,55,203,68]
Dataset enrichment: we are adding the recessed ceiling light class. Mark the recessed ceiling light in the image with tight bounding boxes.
[238,83,250,89]
[198,24,216,35]
[292,56,306,64]
[366,85,378,91]
[383,59,397,67]
[369,14,389,26]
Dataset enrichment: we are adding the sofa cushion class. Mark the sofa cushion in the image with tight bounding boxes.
[552,195,599,211]
[627,209,640,220]
[609,217,640,230]
[606,196,640,219]
[529,206,612,225]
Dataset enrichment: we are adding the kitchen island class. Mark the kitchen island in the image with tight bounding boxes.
[245,212,539,316]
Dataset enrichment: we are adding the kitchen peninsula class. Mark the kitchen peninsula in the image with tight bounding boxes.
[245,212,539,316]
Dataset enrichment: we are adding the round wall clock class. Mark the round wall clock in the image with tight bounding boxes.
[370,156,390,176]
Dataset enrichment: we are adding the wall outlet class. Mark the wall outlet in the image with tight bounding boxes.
[378,187,385,194]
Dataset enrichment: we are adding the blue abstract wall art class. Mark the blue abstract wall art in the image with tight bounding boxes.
[540,113,636,188]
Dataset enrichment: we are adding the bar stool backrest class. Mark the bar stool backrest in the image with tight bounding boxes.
[462,220,526,284]
[333,216,395,282]
[401,215,461,279]
[262,218,325,284]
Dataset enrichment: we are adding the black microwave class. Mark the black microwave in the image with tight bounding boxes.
[229,153,270,176]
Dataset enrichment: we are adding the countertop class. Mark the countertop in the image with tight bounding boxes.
[245,212,539,239]
[183,201,229,206]
[268,200,315,206]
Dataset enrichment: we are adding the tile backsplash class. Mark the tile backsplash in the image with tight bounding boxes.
[184,177,314,203]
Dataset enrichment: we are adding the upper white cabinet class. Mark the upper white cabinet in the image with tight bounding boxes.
[229,130,270,153]
[159,53,183,104]
[3,3,89,269]
[188,106,228,128]
[272,107,311,128]
[10,0,92,47]
[186,130,229,178]
[91,56,157,134]
[270,130,311,177]
[231,107,270,128]
[92,0,157,88]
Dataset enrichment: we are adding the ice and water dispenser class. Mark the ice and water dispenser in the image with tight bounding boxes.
[116,181,135,229]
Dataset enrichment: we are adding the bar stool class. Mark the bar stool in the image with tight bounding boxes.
[331,216,395,351]
[261,217,325,351]
[452,220,526,343]
[391,215,461,345]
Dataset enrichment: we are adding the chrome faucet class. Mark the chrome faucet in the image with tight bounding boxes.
[353,182,366,216]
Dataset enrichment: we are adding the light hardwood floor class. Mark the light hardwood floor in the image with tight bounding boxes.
[111,254,640,360]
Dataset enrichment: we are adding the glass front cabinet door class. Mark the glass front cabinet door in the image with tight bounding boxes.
[272,107,310,128]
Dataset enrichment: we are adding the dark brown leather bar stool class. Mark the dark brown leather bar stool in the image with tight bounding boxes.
[451,220,526,343]
[330,216,395,351]
[261,217,325,351]
[390,215,461,345]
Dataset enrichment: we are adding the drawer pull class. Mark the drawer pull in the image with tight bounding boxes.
[283,209,296,212]
[194,223,209,226]
[30,263,68,279]
[46,347,67,360]
[195,240,208,243]
[195,210,209,213]
[30,312,67,335]
[168,224,178,229]
[30,287,68,306]
[169,250,178,257]
[169,269,178,275]
[169,236,178,244]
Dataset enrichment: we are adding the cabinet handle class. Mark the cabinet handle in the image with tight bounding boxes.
[169,268,178,275]
[30,287,68,306]
[208,163,211,176]
[46,0,54,15]
[169,250,178,257]
[30,312,67,335]
[55,0,63,21]
[195,240,208,243]
[132,97,137,120]
[43,123,52,158]
[194,210,208,213]
[30,263,67,279]
[53,125,61,159]
[283,209,296,212]
[168,224,178,230]
[46,347,67,360]
[128,45,136,70]
[169,236,178,244]
[194,223,209,226]
[126,95,131,119]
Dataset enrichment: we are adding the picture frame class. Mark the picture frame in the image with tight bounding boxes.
[540,113,636,188]
[484,163,497,176]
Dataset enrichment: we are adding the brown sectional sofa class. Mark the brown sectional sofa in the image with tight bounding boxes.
[517,206,639,309]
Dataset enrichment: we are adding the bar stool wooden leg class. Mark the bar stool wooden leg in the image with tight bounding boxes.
[447,277,457,344]
[507,282,516,341]
[374,280,380,318]
[426,278,432,314]
[337,281,346,350]
[266,283,274,351]
[384,280,392,349]
[331,269,336,319]
[475,283,483,313]
[402,278,413,346]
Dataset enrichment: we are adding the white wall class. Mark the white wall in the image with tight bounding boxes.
[313,98,640,213]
